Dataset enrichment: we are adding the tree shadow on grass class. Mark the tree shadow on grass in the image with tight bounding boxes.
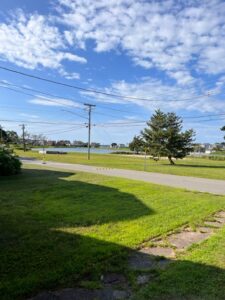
[0,168,152,298]
[133,252,225,300]
[1,168,225,299]
[2,229,225,300]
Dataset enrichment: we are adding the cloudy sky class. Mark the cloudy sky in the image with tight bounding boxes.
[0,0,225,144]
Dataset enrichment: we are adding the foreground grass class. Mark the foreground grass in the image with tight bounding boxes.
[16,149,225,180]
[1,166,225,299]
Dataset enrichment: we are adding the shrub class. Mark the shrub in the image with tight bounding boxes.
[209,155,225,161]
[0,147,21,176]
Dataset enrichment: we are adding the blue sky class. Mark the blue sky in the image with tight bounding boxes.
[0,0,225,144]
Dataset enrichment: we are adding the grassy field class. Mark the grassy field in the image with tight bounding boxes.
[17,149,225,180]
[1,165,225,299]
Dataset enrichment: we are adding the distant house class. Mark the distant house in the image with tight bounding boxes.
[192,143,214,155]
[91,142,100,148]
[72,140,88,147]
[56,140,71,147]
[119,144,126,148]
[46,140,56,146]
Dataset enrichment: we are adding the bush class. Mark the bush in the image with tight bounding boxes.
[209,155,225,161]
[0,147,21,176]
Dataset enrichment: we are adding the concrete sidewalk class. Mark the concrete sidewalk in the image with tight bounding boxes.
[21,159,225,195]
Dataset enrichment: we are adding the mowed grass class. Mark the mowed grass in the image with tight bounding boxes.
[16,149,225,180]
[1,166,225,299]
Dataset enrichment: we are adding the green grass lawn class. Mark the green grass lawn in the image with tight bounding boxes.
[17,149,225,180]
[1,165,225,299]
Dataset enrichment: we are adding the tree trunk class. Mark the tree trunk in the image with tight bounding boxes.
[168,155,175,165]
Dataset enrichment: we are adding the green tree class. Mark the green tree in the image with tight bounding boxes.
[129,135,143,154]
[0,126,7,143]
[5,130,19,144]
[0,126,19,144]
[141,109,195,164]
[221,126,225,140]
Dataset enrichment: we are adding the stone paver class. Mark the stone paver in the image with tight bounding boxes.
[214,217,225,224]
[140,246,176,258]
[204,221,224,228]
[167,230,211,250]
[101,273,128,289]
[21,159,225,195]
[215,211,225,218]
[136,275,151,285]
[30,288,130,300]
[128,252,157,270]
[197,226,214,233]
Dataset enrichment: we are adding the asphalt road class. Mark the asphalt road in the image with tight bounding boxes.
[21,159,225,195]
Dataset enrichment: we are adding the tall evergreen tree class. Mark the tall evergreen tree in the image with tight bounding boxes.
[141,109,195,164]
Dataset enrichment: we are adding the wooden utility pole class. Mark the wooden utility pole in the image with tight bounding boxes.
[84,103,96,160]
[20,124,26,152]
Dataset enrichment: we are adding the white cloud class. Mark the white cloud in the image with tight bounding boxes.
[59,68,80,80]
[0,9,86,70]
[82,77,225,113]
[29,95,82,108]
[56,0,225,83]
[19,113,39,119]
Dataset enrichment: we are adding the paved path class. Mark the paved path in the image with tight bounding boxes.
[22,159,225,195]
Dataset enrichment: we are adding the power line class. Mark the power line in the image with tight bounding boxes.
[0,81,145,117]
[42,125,86,136]
[184,113,225,119]
[0,84,81,109]
[1,79,151,117]
[0,65,215,102]
[0,79,220,125]
[62,109,88,120]
[0,80,85,107]
[0,81,144,116]
[0,119,84,125]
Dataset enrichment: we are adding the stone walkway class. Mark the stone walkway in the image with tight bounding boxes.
[128,210,225,279]
[29,211,225,300]
[21,159,225,195]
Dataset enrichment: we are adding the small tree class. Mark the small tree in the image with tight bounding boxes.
[111,143,117,148]
[129,135,143,154]
[141,109,195,164]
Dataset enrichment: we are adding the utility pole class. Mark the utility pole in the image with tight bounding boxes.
[84,103,96,160]
[20,124,26,152]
